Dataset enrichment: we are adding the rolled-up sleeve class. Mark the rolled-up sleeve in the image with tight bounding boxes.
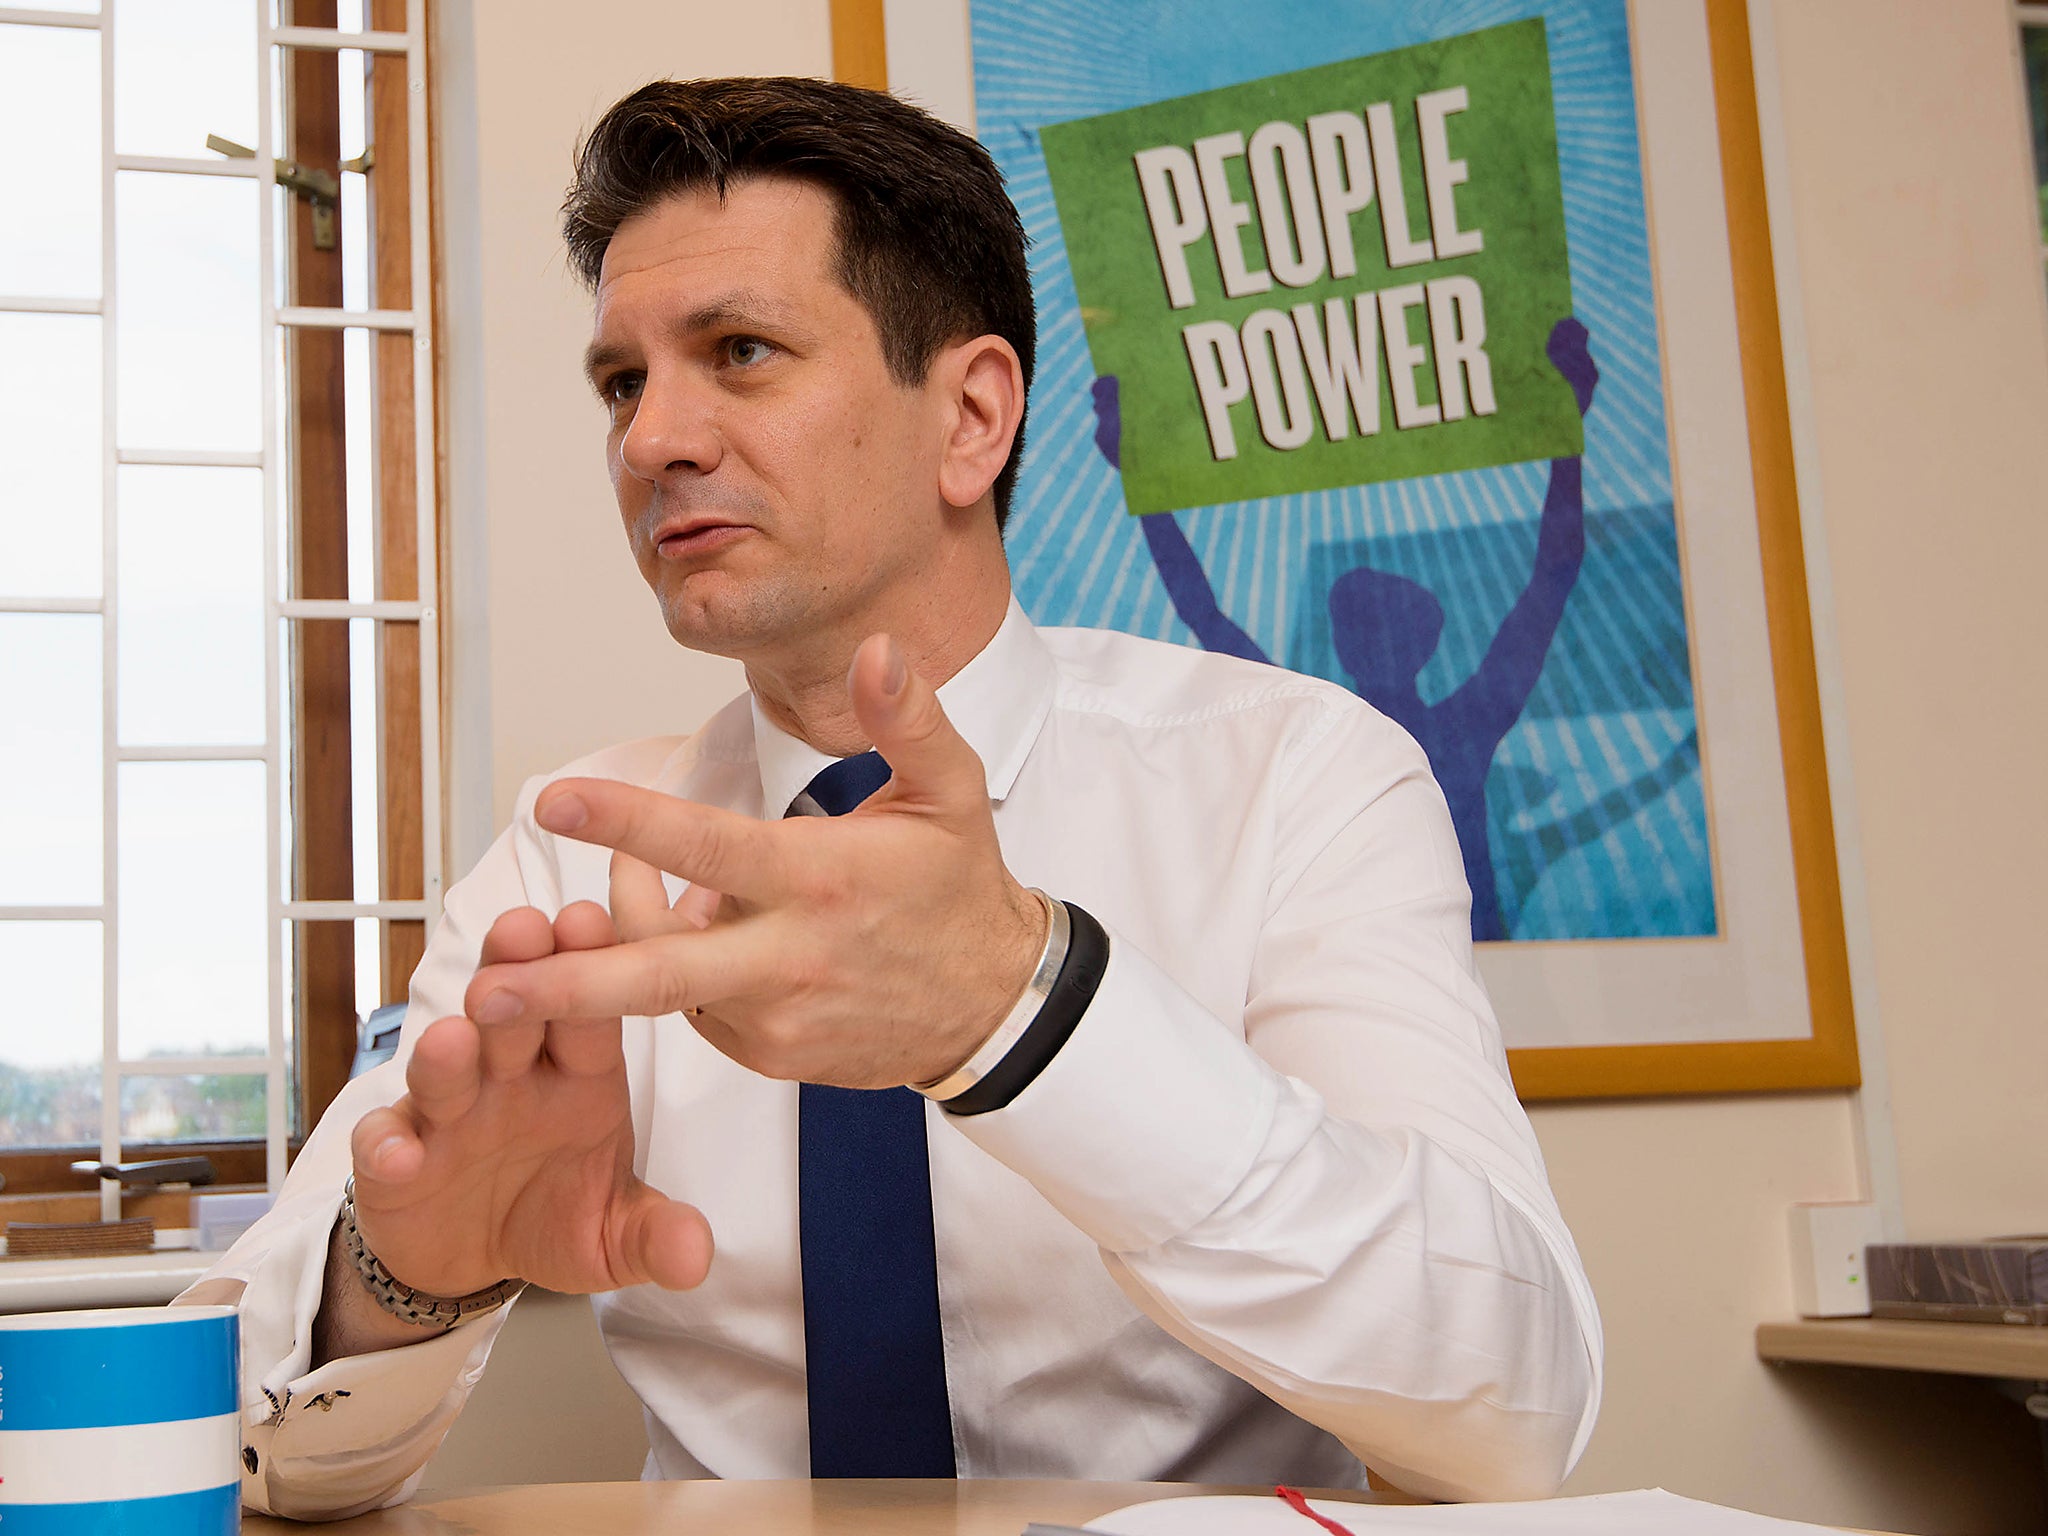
[173,774,567,1519]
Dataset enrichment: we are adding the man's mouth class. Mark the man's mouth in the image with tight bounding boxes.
[655,520,753,558]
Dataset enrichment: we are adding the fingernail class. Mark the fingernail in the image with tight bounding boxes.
[881,638,907,697]
[473,989,523,1025]
[374,1135,407,1169]
[539,792,588,833]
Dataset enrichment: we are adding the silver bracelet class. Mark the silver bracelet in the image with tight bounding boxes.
[340,1177,525,1330]
[914,888,1070,1103]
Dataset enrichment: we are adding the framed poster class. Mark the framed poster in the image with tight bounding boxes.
[852,0,1856,1099]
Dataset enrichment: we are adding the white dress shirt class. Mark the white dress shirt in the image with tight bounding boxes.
[179,600,1601,1519]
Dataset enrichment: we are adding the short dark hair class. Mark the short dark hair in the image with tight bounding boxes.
[563,77,1036,529]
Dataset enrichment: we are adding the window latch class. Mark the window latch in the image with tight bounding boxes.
[69,1156,218,1188]
[208,134,339,250]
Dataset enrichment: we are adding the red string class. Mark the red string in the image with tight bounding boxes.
[1275,1485,1362,1536]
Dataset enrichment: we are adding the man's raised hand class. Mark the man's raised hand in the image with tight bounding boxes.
[462,634,1047,1091]
[346,901,714,1298]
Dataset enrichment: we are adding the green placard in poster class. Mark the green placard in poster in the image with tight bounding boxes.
[1039,18,1580,515]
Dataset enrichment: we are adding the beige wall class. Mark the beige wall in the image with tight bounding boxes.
[423,0,822,1487]
[1765,0,2048,1244]
[425,1,2048,1529]
[1543,7,2048,1523]
[437,0,814,862]
[1590,0,2044,1521]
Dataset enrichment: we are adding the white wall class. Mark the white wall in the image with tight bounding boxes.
[424,2,2048,1528]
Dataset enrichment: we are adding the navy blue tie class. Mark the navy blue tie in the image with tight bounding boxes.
[792,751,956,1477]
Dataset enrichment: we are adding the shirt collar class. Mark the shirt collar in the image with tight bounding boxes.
[750,596,1057,819]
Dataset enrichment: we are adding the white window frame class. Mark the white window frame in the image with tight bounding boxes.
[0,0,442,1218]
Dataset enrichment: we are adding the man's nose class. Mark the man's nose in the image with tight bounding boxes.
[618,374,722,481]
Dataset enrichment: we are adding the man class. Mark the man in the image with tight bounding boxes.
[181,77,1600,1519]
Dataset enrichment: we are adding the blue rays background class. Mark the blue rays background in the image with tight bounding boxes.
[974,0,1717,941]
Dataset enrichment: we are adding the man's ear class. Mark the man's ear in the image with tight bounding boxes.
[934,335,1024,512]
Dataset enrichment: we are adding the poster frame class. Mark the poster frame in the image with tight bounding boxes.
[829,0,1859,1101]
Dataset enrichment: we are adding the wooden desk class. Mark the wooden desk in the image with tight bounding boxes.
[1756,1317,2048,1379]
[242,1479,1385,1534]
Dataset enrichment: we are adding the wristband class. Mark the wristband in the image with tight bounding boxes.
[340,1177,525,1330]
[935,898,1109,1118]
[914,888,1064,1102]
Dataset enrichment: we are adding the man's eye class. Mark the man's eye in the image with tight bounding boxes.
[602,373,643,407]
[725,337,773,367]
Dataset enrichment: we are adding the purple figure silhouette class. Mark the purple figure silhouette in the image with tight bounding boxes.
[1101,384,1267,665]
[1094,318,1600,941]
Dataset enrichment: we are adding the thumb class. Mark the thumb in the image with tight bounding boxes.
[609,1180,715,1291]
[847,633,990,811]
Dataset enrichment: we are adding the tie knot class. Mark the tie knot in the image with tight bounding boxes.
[791,751,892,818]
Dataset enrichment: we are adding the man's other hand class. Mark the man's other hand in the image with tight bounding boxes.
[346,903,715,1299]
[464,633,1047,1091]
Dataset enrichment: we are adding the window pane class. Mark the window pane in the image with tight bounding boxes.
[2026,27,2048,246]
[0,921,102,1150]
[338,55,370,313]
[272,46,382,316]
[346,326,375,598]
[286,917,385,1035]
[116,171,261,452]
[120,1072,265,1143]
[0,24,100,299]
[0,614,102,905]
[118,761,268,1059]
[114,0,257,160]
[118,466,265,745]
[0,313,102,598]
[281,327,413,604]
[282,618,423,904]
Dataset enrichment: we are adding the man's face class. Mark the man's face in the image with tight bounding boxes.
[585,178,945,664]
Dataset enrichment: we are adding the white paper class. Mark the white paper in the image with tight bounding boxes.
[1085,1488,1850,1535]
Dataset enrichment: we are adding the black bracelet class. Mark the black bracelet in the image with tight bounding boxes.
[941,899,1108,1117]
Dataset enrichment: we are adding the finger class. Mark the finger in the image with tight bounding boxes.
[476,1006,547,1082]
[475,913,553,1083]
[610,847,682,943]
[468,923,779,1026]
[471,906,554,1077]
[673,881,723,930]
[554,897,618,951]
[477,905,556,968]
[533,779,790,903]
[846,633,990,812]
[350,1104,425,1187]
[545,899,626,1078]
[405,1014,483,1127]
[609,1183,714,1292]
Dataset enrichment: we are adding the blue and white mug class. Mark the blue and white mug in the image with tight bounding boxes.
[0,1304,240,1534]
